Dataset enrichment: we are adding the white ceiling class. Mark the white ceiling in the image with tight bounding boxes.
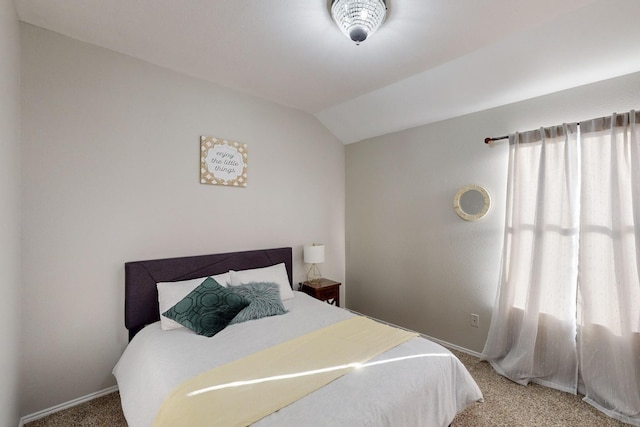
[14,0,640,143]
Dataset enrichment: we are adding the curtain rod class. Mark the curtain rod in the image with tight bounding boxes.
[484,110,638,145]
[484,135,508,144]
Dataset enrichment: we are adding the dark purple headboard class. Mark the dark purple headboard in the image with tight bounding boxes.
[124,247,293,340]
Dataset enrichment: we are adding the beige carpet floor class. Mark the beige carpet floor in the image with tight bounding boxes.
[26,350,632,426]
[450,351,630,426]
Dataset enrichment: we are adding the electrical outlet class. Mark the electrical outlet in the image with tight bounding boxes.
[470,313,480,328]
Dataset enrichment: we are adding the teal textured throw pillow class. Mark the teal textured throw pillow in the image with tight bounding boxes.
[162,277,249,337]
[229,282,287,324]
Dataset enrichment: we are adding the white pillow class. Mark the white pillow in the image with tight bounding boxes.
[230,263,294,301]
[211,272,231,287]
[156,272,231,330]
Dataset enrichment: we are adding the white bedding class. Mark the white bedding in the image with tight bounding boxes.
[113,291,482,427]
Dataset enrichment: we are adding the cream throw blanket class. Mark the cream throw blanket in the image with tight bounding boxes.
[153,316,418,427]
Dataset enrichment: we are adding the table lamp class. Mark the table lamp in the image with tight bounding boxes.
[303,244,325,284]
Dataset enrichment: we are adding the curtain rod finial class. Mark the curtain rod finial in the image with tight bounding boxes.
[484,137,492,144]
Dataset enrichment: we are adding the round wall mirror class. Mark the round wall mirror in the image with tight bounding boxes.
[453,184,491,221]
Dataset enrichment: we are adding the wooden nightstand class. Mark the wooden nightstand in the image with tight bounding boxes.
[300,278,341,307]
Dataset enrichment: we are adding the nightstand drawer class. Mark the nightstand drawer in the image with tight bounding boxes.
[315,285,339,301]
[300,278,342,307]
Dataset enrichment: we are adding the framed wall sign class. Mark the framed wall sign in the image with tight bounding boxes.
[200,136,248,187]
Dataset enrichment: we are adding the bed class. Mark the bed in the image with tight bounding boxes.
[113,247,482,426]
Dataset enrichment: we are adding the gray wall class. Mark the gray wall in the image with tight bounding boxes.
[20,23,345,416]
[0,0,21,425]
[346,71,640,353]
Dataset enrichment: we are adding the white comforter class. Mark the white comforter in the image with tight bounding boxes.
[113,291,482,427]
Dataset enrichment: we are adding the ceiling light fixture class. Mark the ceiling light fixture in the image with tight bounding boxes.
[331,0,387,45]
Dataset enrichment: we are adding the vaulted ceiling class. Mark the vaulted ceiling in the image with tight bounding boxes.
[15,0,640,143]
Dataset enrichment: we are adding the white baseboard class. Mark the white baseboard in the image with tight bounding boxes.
[419,333,484,358]
[18,385,119,427]
[346,308,484,358]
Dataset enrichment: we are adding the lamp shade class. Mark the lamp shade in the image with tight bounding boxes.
[304,244,325,264]
[331,0,387,44]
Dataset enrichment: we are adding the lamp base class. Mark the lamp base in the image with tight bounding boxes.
[306,264,322,284]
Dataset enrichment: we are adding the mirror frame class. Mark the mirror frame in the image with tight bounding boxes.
[453,184,491,221]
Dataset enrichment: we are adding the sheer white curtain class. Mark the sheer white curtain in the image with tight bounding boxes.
[482,124,581,393]
[578,111,640,424]
[483,111,640,425]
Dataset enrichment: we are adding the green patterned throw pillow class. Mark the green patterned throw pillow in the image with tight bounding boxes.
[162,277,249,337]
[229,282,287,324]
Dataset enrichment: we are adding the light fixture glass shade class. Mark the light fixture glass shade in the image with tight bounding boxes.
[304,244,325,264]
[331,0,387,45]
